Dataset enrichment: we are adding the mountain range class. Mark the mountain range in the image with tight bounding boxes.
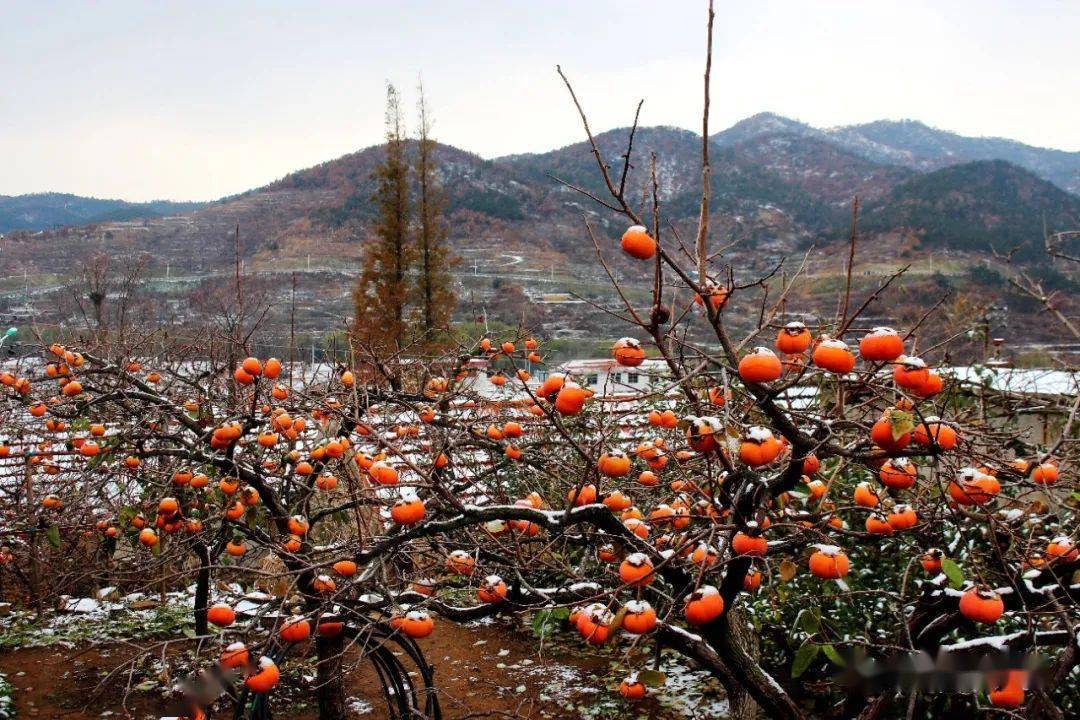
[0,193,205,232]
[2,114,1078,273]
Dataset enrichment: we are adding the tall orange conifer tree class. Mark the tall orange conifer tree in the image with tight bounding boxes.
[353,83,414,354]
[414,80,456,343]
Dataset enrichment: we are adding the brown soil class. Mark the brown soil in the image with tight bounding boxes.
[0,619,675,719]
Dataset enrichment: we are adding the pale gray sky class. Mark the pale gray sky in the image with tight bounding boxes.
[2,0,1078,201]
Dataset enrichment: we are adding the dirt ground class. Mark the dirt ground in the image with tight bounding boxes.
[0,618,689,719]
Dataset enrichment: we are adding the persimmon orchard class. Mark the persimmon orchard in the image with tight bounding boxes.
[2,9,1079,720]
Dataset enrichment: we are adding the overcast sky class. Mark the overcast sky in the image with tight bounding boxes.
[3,0,1078,201]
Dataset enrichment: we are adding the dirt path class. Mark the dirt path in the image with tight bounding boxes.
[0,619,689,719]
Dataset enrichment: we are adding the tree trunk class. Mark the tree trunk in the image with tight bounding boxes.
[657,618,803,720]
[193,545,211,636]
[724,607,759,720]
[709,615,805,720]
[24,459,43,619]
[316,633,347,720]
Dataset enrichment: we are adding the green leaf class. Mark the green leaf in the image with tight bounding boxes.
[792,642,820,678]
[637,669,666,687]
[794,607,820,636]
[45,524,61,549]
[821,643,845,667]
[531,608,565,639]
[888,409,915,441]
[940,558,963,589]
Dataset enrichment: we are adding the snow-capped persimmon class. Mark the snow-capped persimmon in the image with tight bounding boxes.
[279,616,312,643]
[619,675,647,699]
[684,585,724,625]
[958,587,1004,624]
[538,373,564,401]
[892,356,930,390]
[739,426,782,467]
[621,599,657,634]
[731,529,768,556]
[812,338,856,374]
[948,468,1000,506]
[245,656,280,693]
[1031,461,1059,485]
[598,450,632,477]
[686,415,721,453]
[619,553,654,587]
[312,574,336,594]
[637,470,659,486]
[694,282,729,311]
[859,326,904,362]
[879,459,917,489]
[914,550,941,575]
[742,568,763,592]
[391,492,426,525]
[577,605,614,645]
[887,504,918,531]
[738,346,783,383]
[623,517,650,539]
[865,514,894,535]
[477,575,508,604]
[1046,537,1079,563]
[602,489,632,512]
[808,546,850,579]
[554,382,589,415]
[612,337,646,367]
[220,642,249,669]
[913,419,958,450]
[620,225,656,260]
[776,321,812,354]
[446,549,475,576]
[853,482,880,508]
[317,619,344,638]
[401,609,435,638]
[690,543,719,567]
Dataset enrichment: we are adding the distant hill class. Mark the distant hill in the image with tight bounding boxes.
[270,141,535,224]
[4,115,1077,276]
[824,120,1080,195]
[0,192,206,233]
[861,160,1080,258]
[711,112,819,148]
[710,114,1080,196]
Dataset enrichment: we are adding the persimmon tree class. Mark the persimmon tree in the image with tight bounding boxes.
[1,4,1077,720]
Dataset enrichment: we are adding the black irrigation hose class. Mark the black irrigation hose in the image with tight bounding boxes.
[201,621,441,720]
[371,643,412,717]
[347,622,442,720]
[393,634,441,720]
